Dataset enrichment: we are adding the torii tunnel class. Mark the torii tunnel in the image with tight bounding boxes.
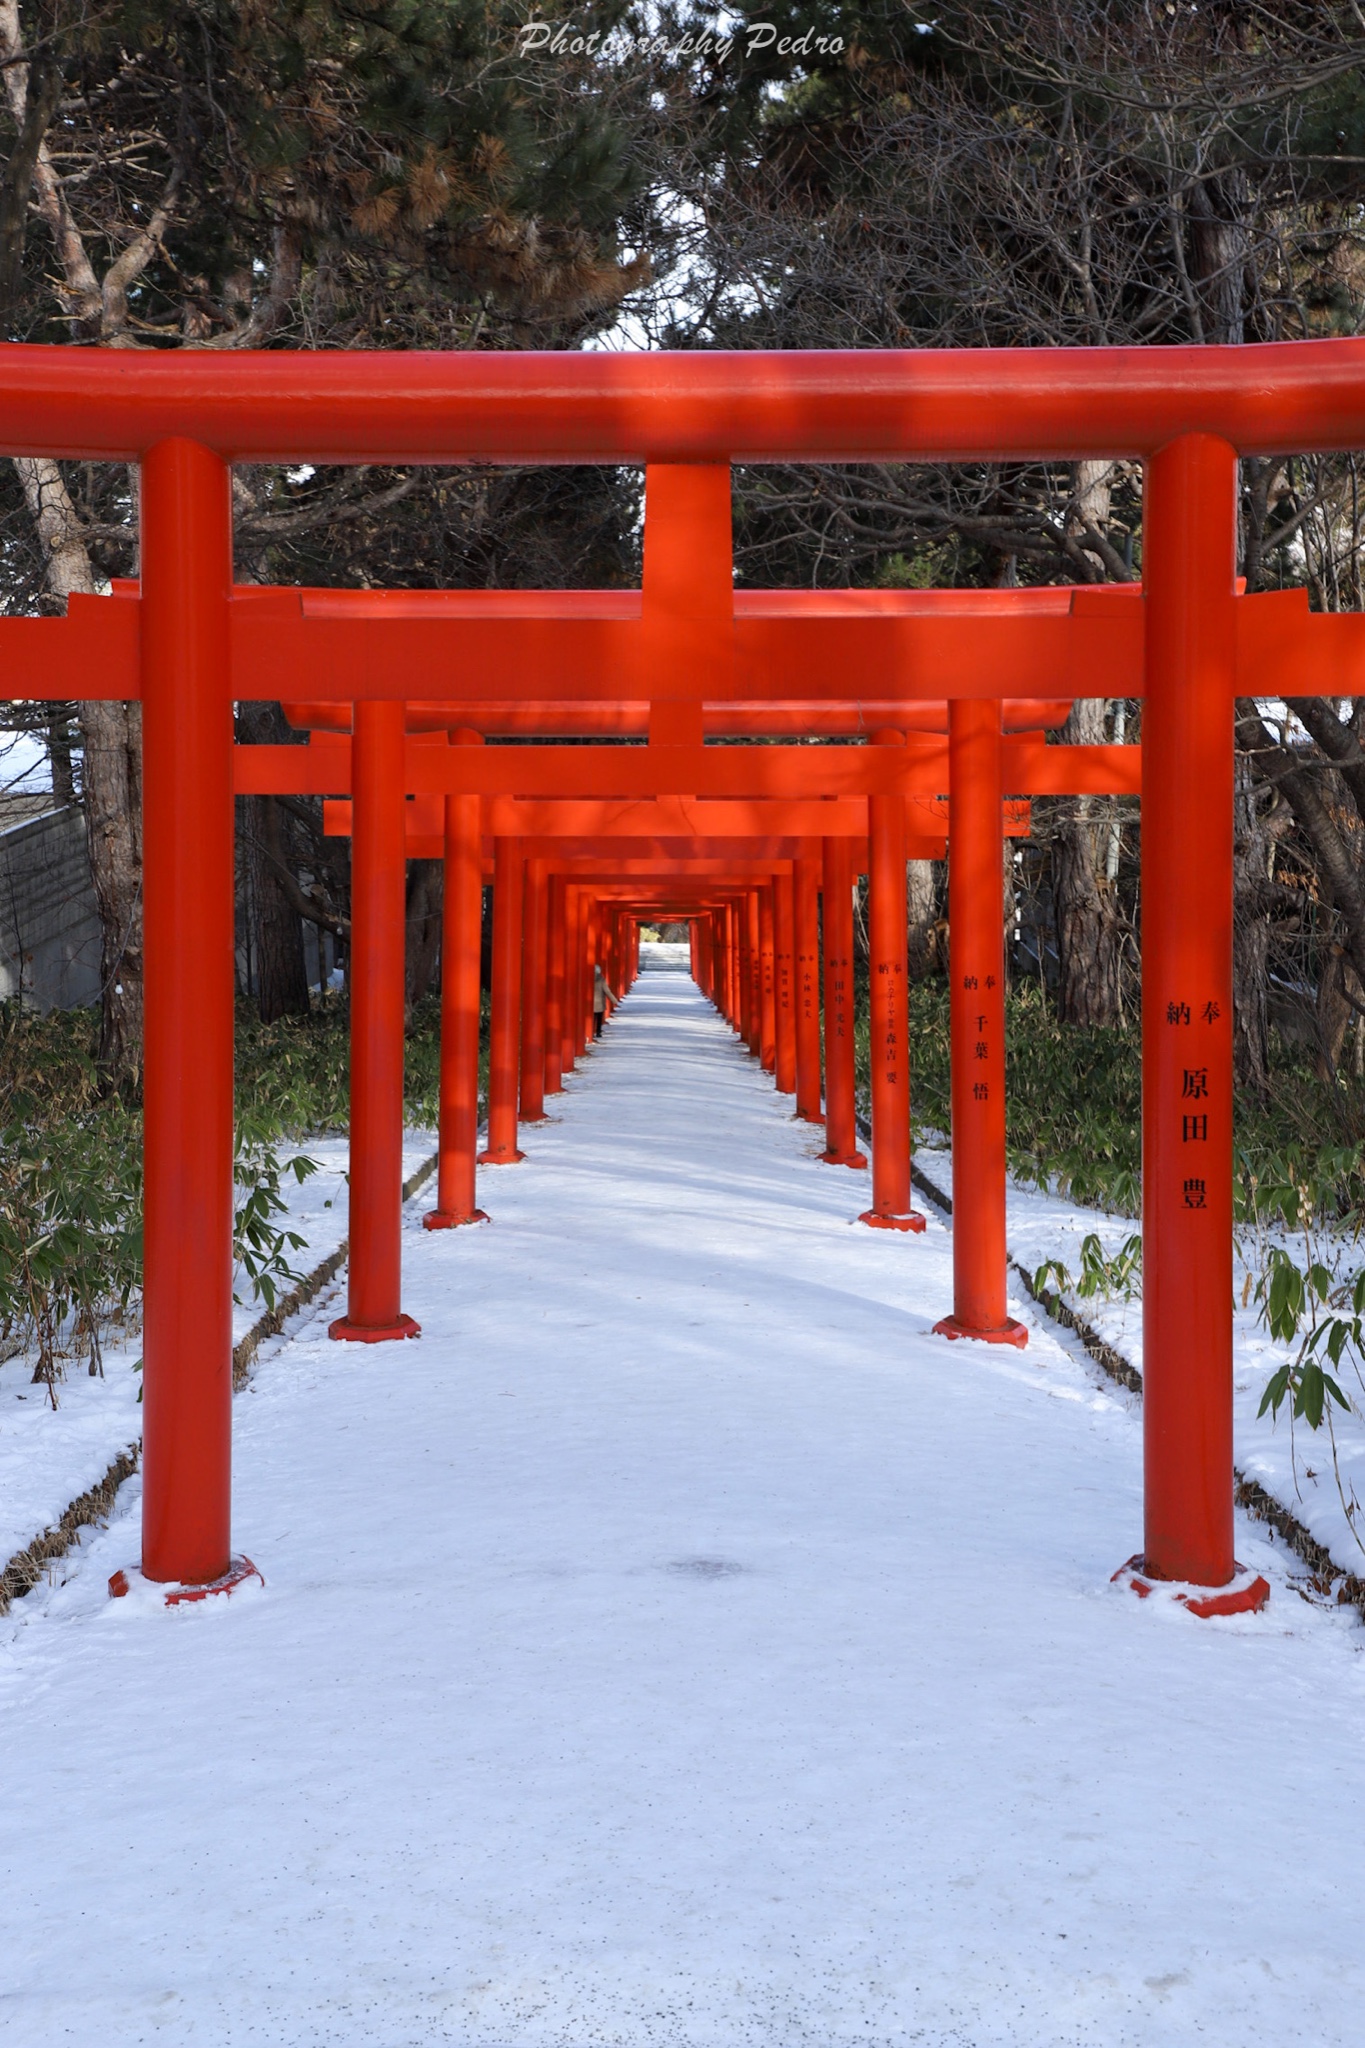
[7,340,1365,1605]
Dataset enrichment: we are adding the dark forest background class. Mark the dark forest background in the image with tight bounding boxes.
[4,0,1365,1127]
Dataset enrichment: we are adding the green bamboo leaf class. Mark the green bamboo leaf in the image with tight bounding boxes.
[1258,1365,1293,1420]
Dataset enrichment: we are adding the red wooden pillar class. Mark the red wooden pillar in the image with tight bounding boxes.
[820,837,866,1168]
[609,908,624,1007]
[745,890,762,1055]
[140,438,236,1584]
[794,854,823,1122]
[520,856,548,1123]
[759,884,777,1072]
[861,734,923,1230]
[425,730,486,1230]
[720,901,732,1019]
[721,902,735,1024]
[331,697,420,1340]
[545,874,566,1095]
[605,907,619,1017]
[585,897,601,1046]
[576,890,592,1055]
[480,837,525,1164]
[583,893,594,1055]
[561,884,580,1077]
[1141,434,1241,1591]
[774,869,796,1095]
[737,894,753,1046]
[736,901,749,1040]
[934,702,1023,1339]
[576,887,590,1057]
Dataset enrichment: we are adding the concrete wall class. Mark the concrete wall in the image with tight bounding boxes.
[0,798,102,1012]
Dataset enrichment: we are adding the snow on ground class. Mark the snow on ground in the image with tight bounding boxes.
[226,1129,437,1352]
[0,1341,141,1568]
[3,962,1365,2046]
[0,1132,433,1574]
[970,1144,1365,1577]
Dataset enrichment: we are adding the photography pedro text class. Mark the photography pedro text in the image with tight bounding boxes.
[517,21,845,59]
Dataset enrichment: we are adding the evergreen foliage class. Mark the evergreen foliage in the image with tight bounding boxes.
[2,0,653,344]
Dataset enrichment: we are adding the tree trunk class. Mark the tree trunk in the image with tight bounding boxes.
[246,795,311,1023]
[1231,751,1272,1089]
[1193,169,1268,1083]
[235,702,310,1023]
[1049,463,1127,1027]
[1314,951,1357,1083]
[12,455,144,1086]
[80,698,144,1081]
[47,712,76,804]
[1188,172,1248,348]
[906,858,940,977]
[1053,697,1124,1027]
[405,857,443,1010]
[1002,842,1017,987]
[1239,702,1365,1017]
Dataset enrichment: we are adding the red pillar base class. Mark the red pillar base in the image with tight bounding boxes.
[477,1148,526,1165]
[796,1111,824,1125]
[519,1113,549,1125]
[821,1148,868,1169]
[1111,1555,1270,1618]
[933,1314,1028,1349]
[328,1313,421,1343]
[858,1209,927,1233]
[109,1556,264,1605]
[423,1208,489,1231]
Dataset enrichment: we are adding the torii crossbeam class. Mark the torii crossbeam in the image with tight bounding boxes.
[2,339,1359,1608]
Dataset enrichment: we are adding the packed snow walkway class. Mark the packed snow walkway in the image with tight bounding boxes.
[4,960,1365,2047]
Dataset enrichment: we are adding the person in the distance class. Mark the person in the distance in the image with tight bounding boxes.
[592,962,620,1038]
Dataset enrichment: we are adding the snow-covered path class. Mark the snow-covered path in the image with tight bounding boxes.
[4,962,1365,2047]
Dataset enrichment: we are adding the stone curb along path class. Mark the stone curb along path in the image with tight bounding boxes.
[899,1131,1365,1624]
[0,1151,438,1616]
[9,1102,1362,1627]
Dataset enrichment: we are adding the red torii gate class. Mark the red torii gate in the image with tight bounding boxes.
[6,341,1365,1605]
[313,773,893,1231]
[283,690,1130,1326]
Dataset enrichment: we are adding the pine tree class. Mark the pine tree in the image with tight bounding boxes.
[0,0,660,1067]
